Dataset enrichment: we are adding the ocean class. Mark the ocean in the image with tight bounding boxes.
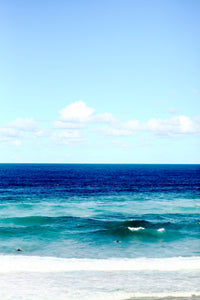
[0,163,200,300]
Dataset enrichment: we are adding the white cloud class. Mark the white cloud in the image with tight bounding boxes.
[1,101,199,150]
[104,115,200,138]
[58,101,95,123]
[54,120,85,129]
[52,101,115,144]
[52,101,117,145]
[124,120,140,130]
[0,128,22,146]
[144,115,197,136]
[0,118,46,145]
[175,116,194,133]
[91,112,115,123]
[7,118,39,131]
[55,101,115,128]
[0,128,20,138]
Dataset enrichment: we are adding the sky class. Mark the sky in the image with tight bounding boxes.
[0,0,199,163]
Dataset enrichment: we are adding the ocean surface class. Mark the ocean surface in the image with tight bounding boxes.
[0,163,200,300]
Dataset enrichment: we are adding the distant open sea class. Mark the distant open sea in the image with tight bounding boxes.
[0,164,200,300]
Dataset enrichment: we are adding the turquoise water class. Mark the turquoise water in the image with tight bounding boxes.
[0,164,200,299]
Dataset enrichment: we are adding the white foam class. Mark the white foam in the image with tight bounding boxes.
[0,258,200,300]
[0,270,200,300]
[128,226,145,231]
[0,255,200,273]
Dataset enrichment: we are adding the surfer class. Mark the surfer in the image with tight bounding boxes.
[16,248,22,252]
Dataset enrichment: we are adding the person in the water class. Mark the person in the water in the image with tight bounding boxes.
[14,248,22,252]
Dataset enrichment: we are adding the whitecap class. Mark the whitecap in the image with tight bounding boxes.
[128,226,145,231]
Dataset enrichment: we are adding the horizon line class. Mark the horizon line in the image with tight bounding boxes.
[0,162,199,165]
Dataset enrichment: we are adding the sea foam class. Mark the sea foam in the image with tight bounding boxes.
[1,255,200,273]
[128,226,145,231]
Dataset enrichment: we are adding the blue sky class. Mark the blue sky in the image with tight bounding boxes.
[0,0,199,163]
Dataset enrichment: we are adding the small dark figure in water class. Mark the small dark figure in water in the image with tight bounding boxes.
[16,248,22,252]
[114,240,120,243]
